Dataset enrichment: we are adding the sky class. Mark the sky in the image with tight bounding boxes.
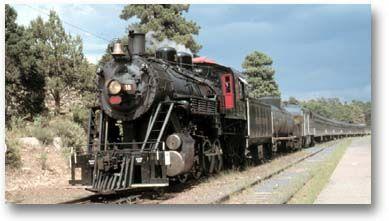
[11,4,371,102]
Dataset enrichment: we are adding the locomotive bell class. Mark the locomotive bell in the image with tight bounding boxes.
[111,42,125,57]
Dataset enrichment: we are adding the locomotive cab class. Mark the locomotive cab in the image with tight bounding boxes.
[192,57,247,118]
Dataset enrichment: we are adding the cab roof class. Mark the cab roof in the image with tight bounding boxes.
[192,56,217,64]
[193,56,247,82]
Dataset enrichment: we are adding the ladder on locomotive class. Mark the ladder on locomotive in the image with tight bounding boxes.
[87,107,98,153]
[141,102,174,151]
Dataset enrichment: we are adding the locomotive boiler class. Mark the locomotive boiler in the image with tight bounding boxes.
[98,34,214,122]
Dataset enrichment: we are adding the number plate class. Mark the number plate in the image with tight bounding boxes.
[123,84,132,91]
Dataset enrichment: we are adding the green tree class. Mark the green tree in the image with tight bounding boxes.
[5,4,46,123]
[242,51,281,98]
[98,47,113,66]
[29,11,95,114]
[301,97,370,124]
[287,96,299,105]
[78,61,98,107]
[349,100,370,125]
[120,4,201,53]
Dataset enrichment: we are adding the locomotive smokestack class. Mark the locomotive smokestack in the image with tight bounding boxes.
[128,30,145,56]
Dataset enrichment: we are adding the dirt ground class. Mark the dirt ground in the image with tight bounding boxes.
[5,141,92,204]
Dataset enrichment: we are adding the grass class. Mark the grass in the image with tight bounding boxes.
[287,138,352,204]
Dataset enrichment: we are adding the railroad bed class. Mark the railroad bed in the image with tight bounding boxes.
[224,137,370,204]
[56,138,354,205]
[224,141,344,204]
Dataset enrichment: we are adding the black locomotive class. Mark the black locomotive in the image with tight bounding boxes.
[69,31,369,193]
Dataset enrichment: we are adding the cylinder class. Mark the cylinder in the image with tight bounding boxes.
[128,32,145,56]
[156,47,177,63]
[176,52,192,69]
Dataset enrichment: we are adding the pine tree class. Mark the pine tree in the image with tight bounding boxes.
[5,4,46,123]
[29,11,95,114]
[120,4,202,53]
[242,51,281,98]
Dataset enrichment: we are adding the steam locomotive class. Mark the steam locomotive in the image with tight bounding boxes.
[69,31,369,194]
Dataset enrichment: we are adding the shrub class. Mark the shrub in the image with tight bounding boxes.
[23,116,54,145]
[49,118,86,152]
[5,137,22,169]
[32,115,42,127]
[71,105,89,130]
[30,127,54,145]
[7,116,29,138]
[8,116,25,130]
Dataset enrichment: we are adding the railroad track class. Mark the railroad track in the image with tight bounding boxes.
[213,141,342,204]
[211,148,325,204]
[60,177,204,204]
[60,140,340,204]
[60,190,161,204]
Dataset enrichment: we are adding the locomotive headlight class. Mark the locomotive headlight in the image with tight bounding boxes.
[108,80,122,95]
